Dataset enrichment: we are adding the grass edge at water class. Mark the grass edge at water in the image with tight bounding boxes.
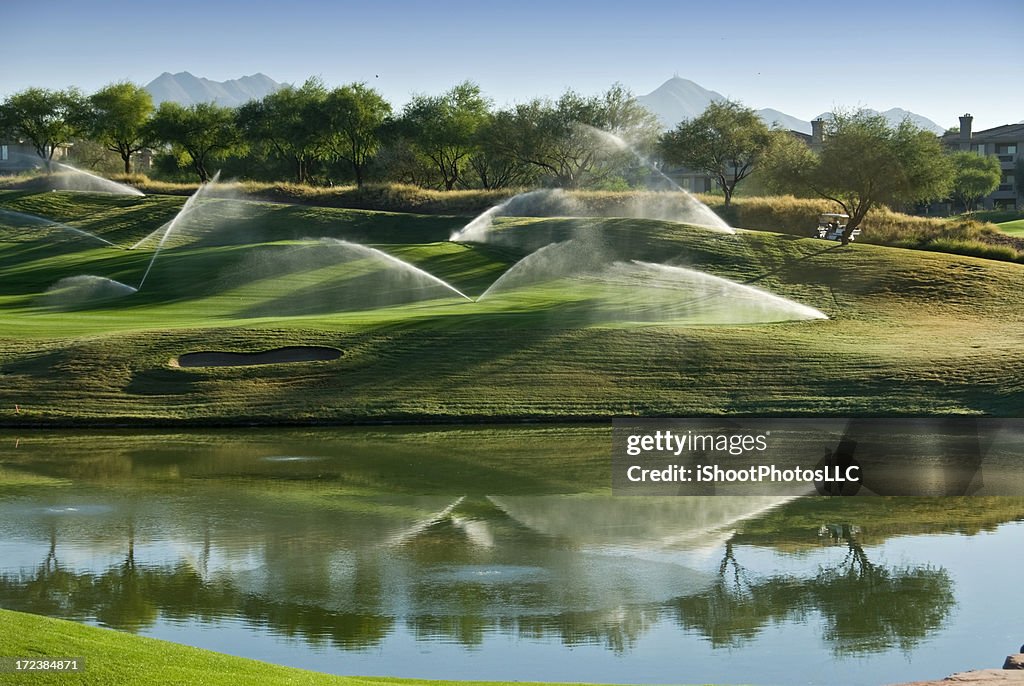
[0,609,717,686]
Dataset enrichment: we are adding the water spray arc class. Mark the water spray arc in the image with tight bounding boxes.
[0,209,117,246]
[6,152,144,196]
[576,124,733,233]
[319,238,474,302]
[52,162,145,197]
[449,126,733,244]
[135,172,221,291]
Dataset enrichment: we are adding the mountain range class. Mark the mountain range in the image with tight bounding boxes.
[636,76,946,134]
[142,72,949,135]
[144,72,283,108]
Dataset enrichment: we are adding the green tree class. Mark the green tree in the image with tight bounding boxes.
[0,87,88,170]
[949,151,1001,212]
[659,100,776,207]
[237,78,329,184]
[323,83,391,187]
[499,85,660,189]
[148,102,240,182]
[88,82,154,174]
[598,83,663,153]
[467,110,537,189]
[763,110,954,243]
[396,81,490,190]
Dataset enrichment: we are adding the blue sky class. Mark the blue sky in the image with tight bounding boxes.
[3,0,1021,130]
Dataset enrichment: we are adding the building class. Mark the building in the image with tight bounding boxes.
[0,140,70,175]
[942,114,1022,210]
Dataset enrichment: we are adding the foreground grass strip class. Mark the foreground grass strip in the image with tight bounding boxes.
[1,610,715,686]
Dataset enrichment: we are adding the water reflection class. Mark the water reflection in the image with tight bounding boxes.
[672,531,954,655]
[0,429,1022,683]
[0,490,983,654]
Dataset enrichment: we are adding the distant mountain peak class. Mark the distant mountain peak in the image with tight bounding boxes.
[144,72,283,108]
[636,78,726,128]
[638,76,946,134]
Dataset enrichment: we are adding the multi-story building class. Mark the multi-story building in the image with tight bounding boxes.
[943,114,1022,210]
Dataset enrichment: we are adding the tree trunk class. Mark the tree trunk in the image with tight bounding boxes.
[122,153,132,175]
[722,185,733,208]
[353,162,363,187]
[841,207,870,245]
[40,146,54,175]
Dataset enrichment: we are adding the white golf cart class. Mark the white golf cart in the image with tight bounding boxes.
[814,213,860,242]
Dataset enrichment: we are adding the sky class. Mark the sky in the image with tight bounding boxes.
[3,0,1022,131]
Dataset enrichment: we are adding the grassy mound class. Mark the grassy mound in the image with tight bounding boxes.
[4,174,1019,262]
[704,195,1024,263]
[1,190,1022,424]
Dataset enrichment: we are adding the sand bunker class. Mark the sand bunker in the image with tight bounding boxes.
[176,346,341,368]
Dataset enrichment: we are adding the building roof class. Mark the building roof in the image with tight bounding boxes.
[943,122,1024,143]
[789,130,813,145]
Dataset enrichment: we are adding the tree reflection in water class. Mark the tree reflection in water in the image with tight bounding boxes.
[0,508,955,657]
[672,525,954,654]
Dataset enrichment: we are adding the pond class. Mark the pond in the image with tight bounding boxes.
[0,427,1021,685]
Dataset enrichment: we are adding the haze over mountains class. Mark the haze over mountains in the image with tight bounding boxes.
[144,72,282,108]
[635,76,946,134]
[143,72,949,134]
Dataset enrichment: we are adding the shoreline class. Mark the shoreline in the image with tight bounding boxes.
[2,412,1018,431]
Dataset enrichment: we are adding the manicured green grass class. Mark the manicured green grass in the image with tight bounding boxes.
[1,191,1023,424]
[998,218,1024,235]
[3,609,703,686]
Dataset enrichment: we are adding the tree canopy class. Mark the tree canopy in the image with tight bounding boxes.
[0,87,88,167]
[949,151,1002,212]
[395,81,490,190]
[659,100,776,207]
[497,84,660,189]
[89,82,154,174]
[763,110,954,241]
[237,78,329,184]
[148,102,240,183]
[322,83,391,187]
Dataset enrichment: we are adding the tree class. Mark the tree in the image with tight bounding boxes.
[237,78,329,184]
[949,151,1001,212]
[322,83,391,187]
[466,110,537,189]
[89,82,154,174]
[598,83,663,154]
[659,100,776,207]
[0,87,88,170]
[499,85,660,189]
[148,102,240,182]
[396,81,490,190]
[763,110,954,243]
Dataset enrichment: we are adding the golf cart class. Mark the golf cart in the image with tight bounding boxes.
[814,213,860,242]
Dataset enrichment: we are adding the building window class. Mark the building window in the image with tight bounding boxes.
[0,145,7,161]
[974,143,986,154]
[995,144,1017,155]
